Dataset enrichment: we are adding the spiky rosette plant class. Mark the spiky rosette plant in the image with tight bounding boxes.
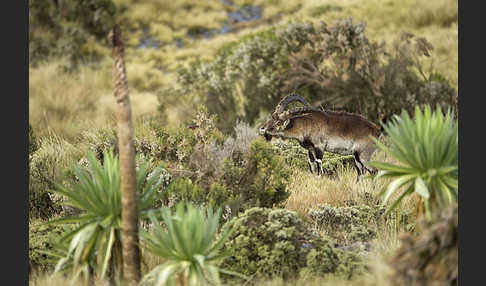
[369,105,458,220]
[140,203,248,286]
[48,149,166,281]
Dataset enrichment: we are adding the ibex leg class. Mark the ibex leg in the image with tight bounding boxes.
[360,147,378,175]
[315,148,324,176]
[353,152,365,182]
[307,150,316,174]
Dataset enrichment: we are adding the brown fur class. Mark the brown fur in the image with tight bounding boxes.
[282,109,380,141]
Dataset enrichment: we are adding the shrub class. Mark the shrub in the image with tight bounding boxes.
[29,135,82,219]
[165,27,289,132]
[189,120,258,185]
[29,0,116,67]
[309,204,386,244]
[369,105,458,220]
[161,177,205,207]
[164,138,291,218]
[390,206,458,286]
[165,120,291,219]
[218,138,291,214]
[221,207,362,281]
[29,221,66,272]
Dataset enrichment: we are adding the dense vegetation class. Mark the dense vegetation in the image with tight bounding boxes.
[29,0,458,285]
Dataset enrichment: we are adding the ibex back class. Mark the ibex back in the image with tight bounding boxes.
[260,94,381,180]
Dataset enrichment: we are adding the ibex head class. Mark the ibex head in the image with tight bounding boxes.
[259,94,309,141]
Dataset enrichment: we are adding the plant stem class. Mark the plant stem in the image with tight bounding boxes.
[111,23,141,285]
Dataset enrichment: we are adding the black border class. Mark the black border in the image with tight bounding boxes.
[458,0,478,285]
[5,0,29,284]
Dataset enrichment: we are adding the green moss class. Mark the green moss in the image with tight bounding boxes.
[221,207,362,281]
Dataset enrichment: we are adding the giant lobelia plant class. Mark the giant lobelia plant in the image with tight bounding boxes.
[369,105,458,221]
[140,203,248,286]
[47,149,166,282]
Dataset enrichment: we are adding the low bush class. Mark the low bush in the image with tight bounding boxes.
[221,207,363,281]
[310,204,386,245]
[219,138,291,212]
[151,117,291,219]
[29,0,116,67]
[29,135,82,219]
[29,221,66,272]
[163,137,291,219]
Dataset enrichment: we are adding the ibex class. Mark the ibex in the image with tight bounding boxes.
[259,94,381,180]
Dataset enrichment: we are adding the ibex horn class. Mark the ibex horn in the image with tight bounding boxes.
[275,94,309,114]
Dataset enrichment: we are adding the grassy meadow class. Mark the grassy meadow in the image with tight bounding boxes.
[29,0,458,285]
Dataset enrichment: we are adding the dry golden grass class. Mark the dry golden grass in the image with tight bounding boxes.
[284,147,419,218]
[29,272,103,286]
[32,131,86,169]
[285,165,380,217]
[29,59,160,140]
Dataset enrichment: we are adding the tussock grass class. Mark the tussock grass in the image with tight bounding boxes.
[284,146,415,215]
[285,165,380,217]
[29,59,159,140]
[29,272,101,286]
[285,144,420,215]
[32,131,86,168]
